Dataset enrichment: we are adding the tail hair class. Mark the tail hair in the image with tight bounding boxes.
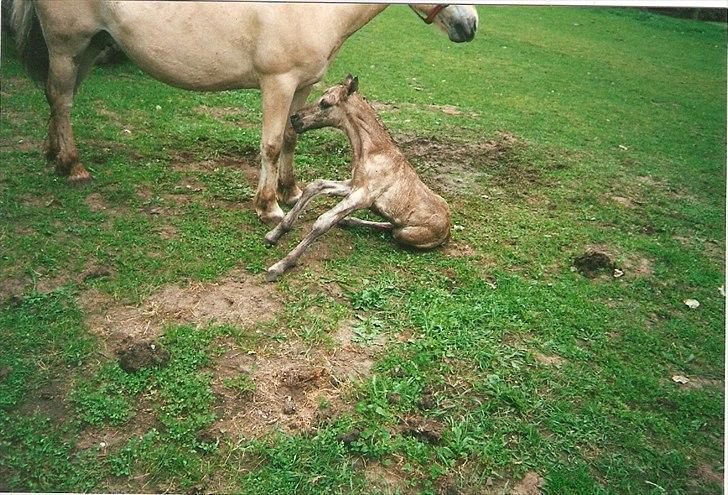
[11,0,48,85]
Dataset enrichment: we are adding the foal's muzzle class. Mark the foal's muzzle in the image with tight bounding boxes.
[290,113,304,133]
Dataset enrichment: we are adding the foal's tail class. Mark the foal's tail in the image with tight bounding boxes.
[10,0,48,85]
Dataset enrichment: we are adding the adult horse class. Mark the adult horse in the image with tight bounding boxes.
[10,1,478,223]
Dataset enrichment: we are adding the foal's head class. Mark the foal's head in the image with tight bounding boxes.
[290,75,359,134]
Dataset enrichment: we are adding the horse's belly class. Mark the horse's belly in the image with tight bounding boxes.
[122,44,260,91]
[105,3,261,90]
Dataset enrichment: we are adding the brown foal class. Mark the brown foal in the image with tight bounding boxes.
[264,76,451,281]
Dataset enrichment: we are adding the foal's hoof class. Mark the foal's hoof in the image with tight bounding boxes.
[264,231,280,245]
[265,266,284,282]
[67,163,92,184]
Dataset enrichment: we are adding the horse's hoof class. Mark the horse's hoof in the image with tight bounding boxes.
[278,185,303,206]
[256,206,285,226]
[67,164,92,184]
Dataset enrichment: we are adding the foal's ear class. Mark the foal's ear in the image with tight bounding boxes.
[344,74,359,95]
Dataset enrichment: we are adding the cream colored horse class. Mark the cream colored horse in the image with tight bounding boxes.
[10,1,478,223]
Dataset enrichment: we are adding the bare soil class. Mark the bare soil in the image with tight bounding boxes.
[510,472,544,495]
[397,131,544,196]
[82,269,282,353]
[210,319,377,438]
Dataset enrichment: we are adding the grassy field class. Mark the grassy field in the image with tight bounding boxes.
[0,6,725,494]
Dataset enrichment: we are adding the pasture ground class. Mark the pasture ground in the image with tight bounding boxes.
[0,7,725,494]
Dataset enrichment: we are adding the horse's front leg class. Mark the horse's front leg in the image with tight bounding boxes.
[46,51,91,182]
[255,76,298,224]
[277,85,312,206]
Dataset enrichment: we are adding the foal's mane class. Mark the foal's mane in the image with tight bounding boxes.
[347,93,398,146]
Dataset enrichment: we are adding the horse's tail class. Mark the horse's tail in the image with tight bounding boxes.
[11,0,48,86]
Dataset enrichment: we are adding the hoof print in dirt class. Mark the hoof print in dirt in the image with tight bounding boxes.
[400,416,444,444]
[116,339,170,373]
[572,251,615,278]
[282,398,297,415]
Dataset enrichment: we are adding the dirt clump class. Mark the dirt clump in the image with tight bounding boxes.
[573,251,614,278]
[399,415,444,444]
[116,338,170,373]
[511,471,544,495]
[336,429,362,445]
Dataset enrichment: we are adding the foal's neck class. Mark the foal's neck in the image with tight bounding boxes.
[340,95,396,163]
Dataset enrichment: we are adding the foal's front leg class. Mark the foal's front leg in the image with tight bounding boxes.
[266,189,369,282]
[265,179,350,245]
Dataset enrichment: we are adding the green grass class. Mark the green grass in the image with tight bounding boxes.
[0,6,725,494]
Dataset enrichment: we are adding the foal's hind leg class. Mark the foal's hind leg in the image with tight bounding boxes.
[338,217,393,231]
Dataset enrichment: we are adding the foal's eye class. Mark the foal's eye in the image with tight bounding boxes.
[319,100,332,109]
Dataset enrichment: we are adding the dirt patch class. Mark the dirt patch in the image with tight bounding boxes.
[19,193,58,208]
[0,137,42,153]
[694,463,723,486]
[510,471,544,495]
[211,319,377,438]
[370,100,478,118]
[84,192,107,213]
[532,351,565,367]
[572,251,614,278]
[82,269,281,350]
[611,195,637,208]
[116,338,170,373]
[17,377,72,423]
[399,415,444,444]
[442,241,476,258]
[0,276,29,303]
[154,224,179,240]
[673,235,725,264]
[81,264,114,282]
[397,131,539,196]
[623,256,653,278]
[169,150,261,189]
[74,400,157,453]
[363,462,413,494]
[672,375,723,390]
